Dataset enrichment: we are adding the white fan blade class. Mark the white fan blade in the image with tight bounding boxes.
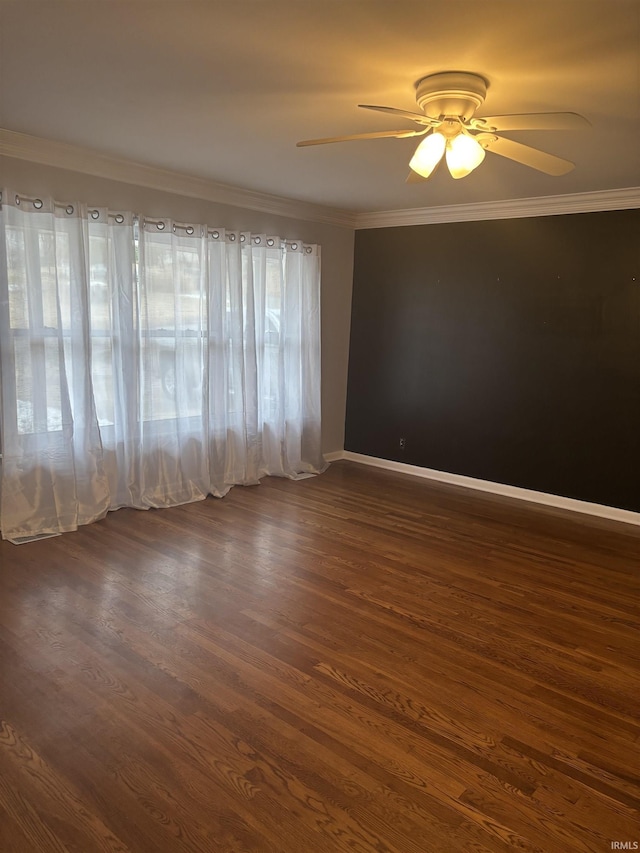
[477,133,575,175]
[358,104,439,127]
[473,112,590,132]
[297,128,427,147]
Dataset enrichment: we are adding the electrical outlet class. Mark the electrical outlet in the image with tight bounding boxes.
[399,437,406,450]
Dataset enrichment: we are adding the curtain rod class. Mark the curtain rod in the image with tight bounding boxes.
[1,192,315,251]
[2,191,125,222]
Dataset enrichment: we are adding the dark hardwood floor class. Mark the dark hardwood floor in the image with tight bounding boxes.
[0,460,638,852]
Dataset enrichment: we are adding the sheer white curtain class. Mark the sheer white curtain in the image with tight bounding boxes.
[0,196,112,541]
[0,192,325,543]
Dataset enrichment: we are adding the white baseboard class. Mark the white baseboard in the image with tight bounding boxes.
[325,450,640,528]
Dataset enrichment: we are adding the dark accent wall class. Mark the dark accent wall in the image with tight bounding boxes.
[345,209,640,512]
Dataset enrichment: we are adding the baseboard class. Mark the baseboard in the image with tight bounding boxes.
[326,450,640,528]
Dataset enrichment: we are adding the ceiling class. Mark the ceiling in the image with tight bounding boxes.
[1,0,639,215]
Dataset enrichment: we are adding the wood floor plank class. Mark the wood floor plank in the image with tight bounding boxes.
[1,460,638,851]
[0,719,130,852]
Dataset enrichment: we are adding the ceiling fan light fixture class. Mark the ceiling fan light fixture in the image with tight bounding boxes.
[445,132,485,179]
[298,70,587,183]
[409,131,446,178]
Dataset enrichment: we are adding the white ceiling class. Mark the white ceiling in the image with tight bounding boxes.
[1,0,639,214]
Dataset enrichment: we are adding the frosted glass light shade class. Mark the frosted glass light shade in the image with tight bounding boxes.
[445,133,485,179]
[409,132,446,178]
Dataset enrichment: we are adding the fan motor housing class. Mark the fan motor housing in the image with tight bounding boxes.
[416,72,487,120]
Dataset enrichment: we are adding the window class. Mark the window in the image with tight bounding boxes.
[0,194,324,542]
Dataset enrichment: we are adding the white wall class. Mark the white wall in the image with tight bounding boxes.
[0,156,355,454]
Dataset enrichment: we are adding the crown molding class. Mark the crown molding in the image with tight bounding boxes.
[353,186,640,229]
[0,128,357,229]
[2,128,638,232]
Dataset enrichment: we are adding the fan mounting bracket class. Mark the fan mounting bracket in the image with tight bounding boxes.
[415,72,488,121]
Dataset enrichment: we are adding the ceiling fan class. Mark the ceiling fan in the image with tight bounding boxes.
[297,72,590,182]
